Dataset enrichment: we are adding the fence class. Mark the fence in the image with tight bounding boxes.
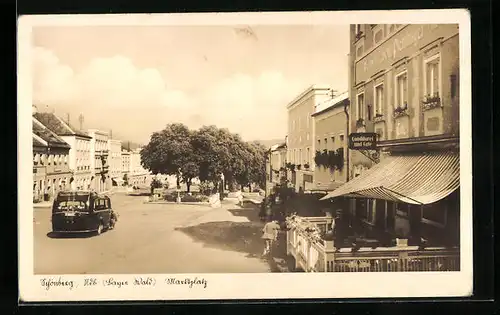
[286,216,460,272]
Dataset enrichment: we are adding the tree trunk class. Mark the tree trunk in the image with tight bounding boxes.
[176,174,181,190]
[186,179,191,193]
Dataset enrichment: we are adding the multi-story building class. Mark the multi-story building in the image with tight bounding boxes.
[32,115,72,201]
[107,139,122,185]
[121,149,131,185]
[33,112,92,191]
[286,85,332,192]
[87,129,111,193]
[323,24,460,249]
[311,91,349,192]
[268,142,287,188]
[128,148,151,187]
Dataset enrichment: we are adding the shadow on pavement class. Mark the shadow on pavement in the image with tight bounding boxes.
[176,220,291,272]
[227,205,261,222]
[46,231,96,239]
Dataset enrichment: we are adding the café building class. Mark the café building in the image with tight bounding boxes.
[321,24,460,249]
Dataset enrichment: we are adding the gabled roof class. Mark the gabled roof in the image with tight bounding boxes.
[312,91,349,117]
[32,134,47,147]
[33,112,91,139]
[32,117,71,149]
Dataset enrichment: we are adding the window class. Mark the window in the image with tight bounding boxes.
[356,45,364,59]
[395,71,408,108]
[373,25,385,45]
[306,113,310,127]
[396,203,409,217]
[355,24,362,35]
[424,54,441,97]
[306,133,309,141]
[339,135,345,146]
[374,83,384,116]
[331,137,335,149]
[356,92,365,120]
[299,149,303,163]
[324,138,328,149]
[306,148,310,164]
[422,201,447,227]
[317,139,321,148]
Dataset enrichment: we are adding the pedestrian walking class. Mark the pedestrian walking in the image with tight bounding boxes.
[237,190,244,207]
[261,219,280,257]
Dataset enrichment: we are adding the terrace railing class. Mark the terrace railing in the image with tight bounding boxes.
[286,216,460,272]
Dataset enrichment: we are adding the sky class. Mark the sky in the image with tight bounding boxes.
[32,24,349,144]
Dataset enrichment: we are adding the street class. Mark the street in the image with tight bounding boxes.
[33,192,272,274]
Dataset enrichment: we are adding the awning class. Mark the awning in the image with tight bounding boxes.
[320,151,459,205]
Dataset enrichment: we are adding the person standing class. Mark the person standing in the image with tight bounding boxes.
[261,219,280,256]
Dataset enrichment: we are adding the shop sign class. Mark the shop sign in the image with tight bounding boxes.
[349,133,378,150]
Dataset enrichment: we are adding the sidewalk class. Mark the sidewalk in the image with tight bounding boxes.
[33,188,118,208]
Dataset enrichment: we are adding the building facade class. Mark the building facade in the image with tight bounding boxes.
[269,143,287,185]
[32,116,72,201]
[121,149,131,185]
[33,112,93,191]
[108,139,122,185]
[128,148,151,187]
[311,92,349,192]
[87,129,111,193]
[286,85,332,192]
[324,24,461,248]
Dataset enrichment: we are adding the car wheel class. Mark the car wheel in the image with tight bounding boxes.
[96,223,104,235]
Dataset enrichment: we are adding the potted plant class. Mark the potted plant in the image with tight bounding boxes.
[304,163,310,169]
[374,112,385,123]
[393,102,409,118]
[296,164,302,170]
[422,92,441,111]
[356,118,365,128]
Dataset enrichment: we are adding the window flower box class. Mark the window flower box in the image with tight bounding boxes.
[374,113,385,123]
[422,93,442,111]
[393,103,409,119]
[356,118,365,128]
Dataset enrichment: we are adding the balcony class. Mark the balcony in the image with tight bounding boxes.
[286,216,459,272]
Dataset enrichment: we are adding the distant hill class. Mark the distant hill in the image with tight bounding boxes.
[253,139,286,149]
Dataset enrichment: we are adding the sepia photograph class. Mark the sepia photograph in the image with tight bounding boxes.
[18,10,472,301]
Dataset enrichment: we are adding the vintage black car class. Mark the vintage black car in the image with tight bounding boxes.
[51,190,117,235]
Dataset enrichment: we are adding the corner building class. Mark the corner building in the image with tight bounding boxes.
[322,24,461,251]
[286,85,331,192]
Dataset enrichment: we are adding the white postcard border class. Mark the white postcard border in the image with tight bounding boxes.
[18,10,473,302]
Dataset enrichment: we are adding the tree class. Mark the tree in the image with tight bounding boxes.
[180,161,199,193]
[140,123,193,189]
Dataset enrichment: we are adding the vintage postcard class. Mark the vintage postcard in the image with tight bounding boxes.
[18,10,472,302]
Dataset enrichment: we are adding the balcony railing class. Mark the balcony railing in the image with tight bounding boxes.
[286,216,460,272]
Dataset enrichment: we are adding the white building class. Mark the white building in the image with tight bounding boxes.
[87,129,111,192]
[107,139,122,185]
[32,111,91,192]
[128,148,151,187]
[121,149,131,185]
